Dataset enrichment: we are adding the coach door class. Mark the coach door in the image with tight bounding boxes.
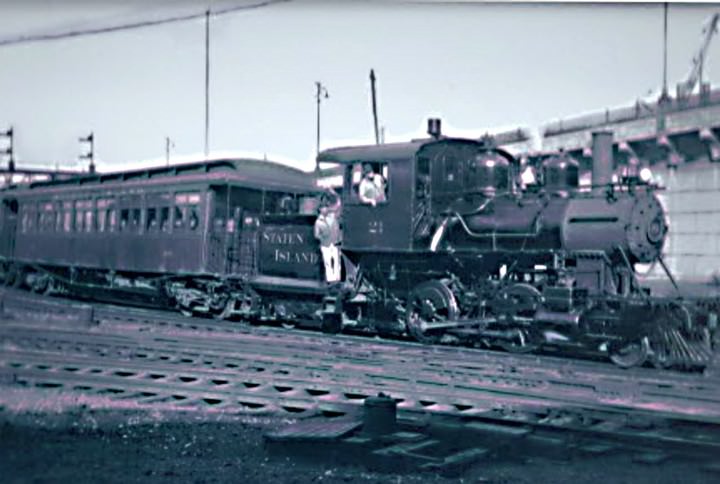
[0,198,18,258]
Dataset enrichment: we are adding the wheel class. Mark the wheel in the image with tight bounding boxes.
[3,269,17,287]
[10,268,25,289]
[213,297,235,321]
[30,274,49,294]
[609,337,649,368]
[498,329,540,354]
[491,283,542,325]
[406,280,459,344]
[491,283,542,353]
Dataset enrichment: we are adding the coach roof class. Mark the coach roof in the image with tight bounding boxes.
[21,158,317,192]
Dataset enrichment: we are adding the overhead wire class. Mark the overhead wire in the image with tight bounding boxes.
[0,0,290,48]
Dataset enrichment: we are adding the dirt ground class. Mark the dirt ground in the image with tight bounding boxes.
[0,389,718,484]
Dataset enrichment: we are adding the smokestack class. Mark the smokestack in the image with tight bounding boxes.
[591,131,614,187]
[427,118,442,139]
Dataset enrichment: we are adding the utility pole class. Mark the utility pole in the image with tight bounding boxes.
[661,2,669,101]
[1,126,14,172]
[370,69,380,145]
[79,132,95,174]
[204,9,210,158]
[315,81,329,159]
[165,136,174,166]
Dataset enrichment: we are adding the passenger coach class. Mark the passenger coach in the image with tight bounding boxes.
[0,159,325,311]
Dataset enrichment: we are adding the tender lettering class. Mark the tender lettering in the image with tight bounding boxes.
[262,231,305,245]
[273,249,319,265]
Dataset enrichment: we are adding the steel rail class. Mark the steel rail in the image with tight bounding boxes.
[3,348,720,459]
[3,318,720,409]
[3,325,720,427]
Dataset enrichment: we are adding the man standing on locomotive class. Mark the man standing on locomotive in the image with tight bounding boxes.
[314,189,342,283]
[358,163,386,206]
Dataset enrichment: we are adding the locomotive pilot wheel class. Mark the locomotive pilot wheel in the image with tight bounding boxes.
[407,280,459,344]
[608,337,650,368]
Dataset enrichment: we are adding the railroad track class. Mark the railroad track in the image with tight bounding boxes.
[3,317,720,420]
[4,330,720,464]
[3,288,720,463]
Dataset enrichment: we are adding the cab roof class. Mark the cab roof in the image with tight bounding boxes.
[317,138,484,164]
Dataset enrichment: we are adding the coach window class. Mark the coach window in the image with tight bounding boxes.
[173,206,184,229]
[120,209,130,231]
[55,202,63,232]
[174,192,201,231]
[85,207,94,233]
[41,202,54,232]
[27,203,37,232]
[63,201,73,232]
[97,198,109,232]
[37,202,46,232]
[108,208,117,232]
[20,204,28,233]
[188,207,199,230]
[74,201,86,232]
[34,203,43,232]
[131,208,141,232]
[146,208,158,232]
[160,207,170,232]
[74,202,83,232]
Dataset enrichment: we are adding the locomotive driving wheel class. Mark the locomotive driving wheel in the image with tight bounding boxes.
[406,280,459,344]
[491,283,542,353]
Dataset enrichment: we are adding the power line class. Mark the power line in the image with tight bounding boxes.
[0,0,290,48]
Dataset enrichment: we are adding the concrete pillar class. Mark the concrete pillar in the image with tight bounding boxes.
[591,131,614,187]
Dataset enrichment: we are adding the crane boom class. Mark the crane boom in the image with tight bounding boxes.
[677,12,719,99]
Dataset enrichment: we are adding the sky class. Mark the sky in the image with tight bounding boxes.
[1,1,719,172]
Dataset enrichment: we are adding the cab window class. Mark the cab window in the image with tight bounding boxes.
[347,161,388,206]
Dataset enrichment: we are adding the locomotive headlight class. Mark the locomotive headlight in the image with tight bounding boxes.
[639,167,653,183]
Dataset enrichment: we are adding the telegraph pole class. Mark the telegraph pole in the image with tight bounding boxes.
[79,132,95,174]
[661,2,669,100]
[204,9,210,158]
[315,81,329,158]
[1,126,14,172]
[370,69,380,145]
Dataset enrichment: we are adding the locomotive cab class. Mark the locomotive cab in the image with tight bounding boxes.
[318,136,499,251]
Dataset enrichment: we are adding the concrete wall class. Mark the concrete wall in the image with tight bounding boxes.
[652,158,720,283]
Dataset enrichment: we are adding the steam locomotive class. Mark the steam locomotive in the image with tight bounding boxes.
[0,122,715,370]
